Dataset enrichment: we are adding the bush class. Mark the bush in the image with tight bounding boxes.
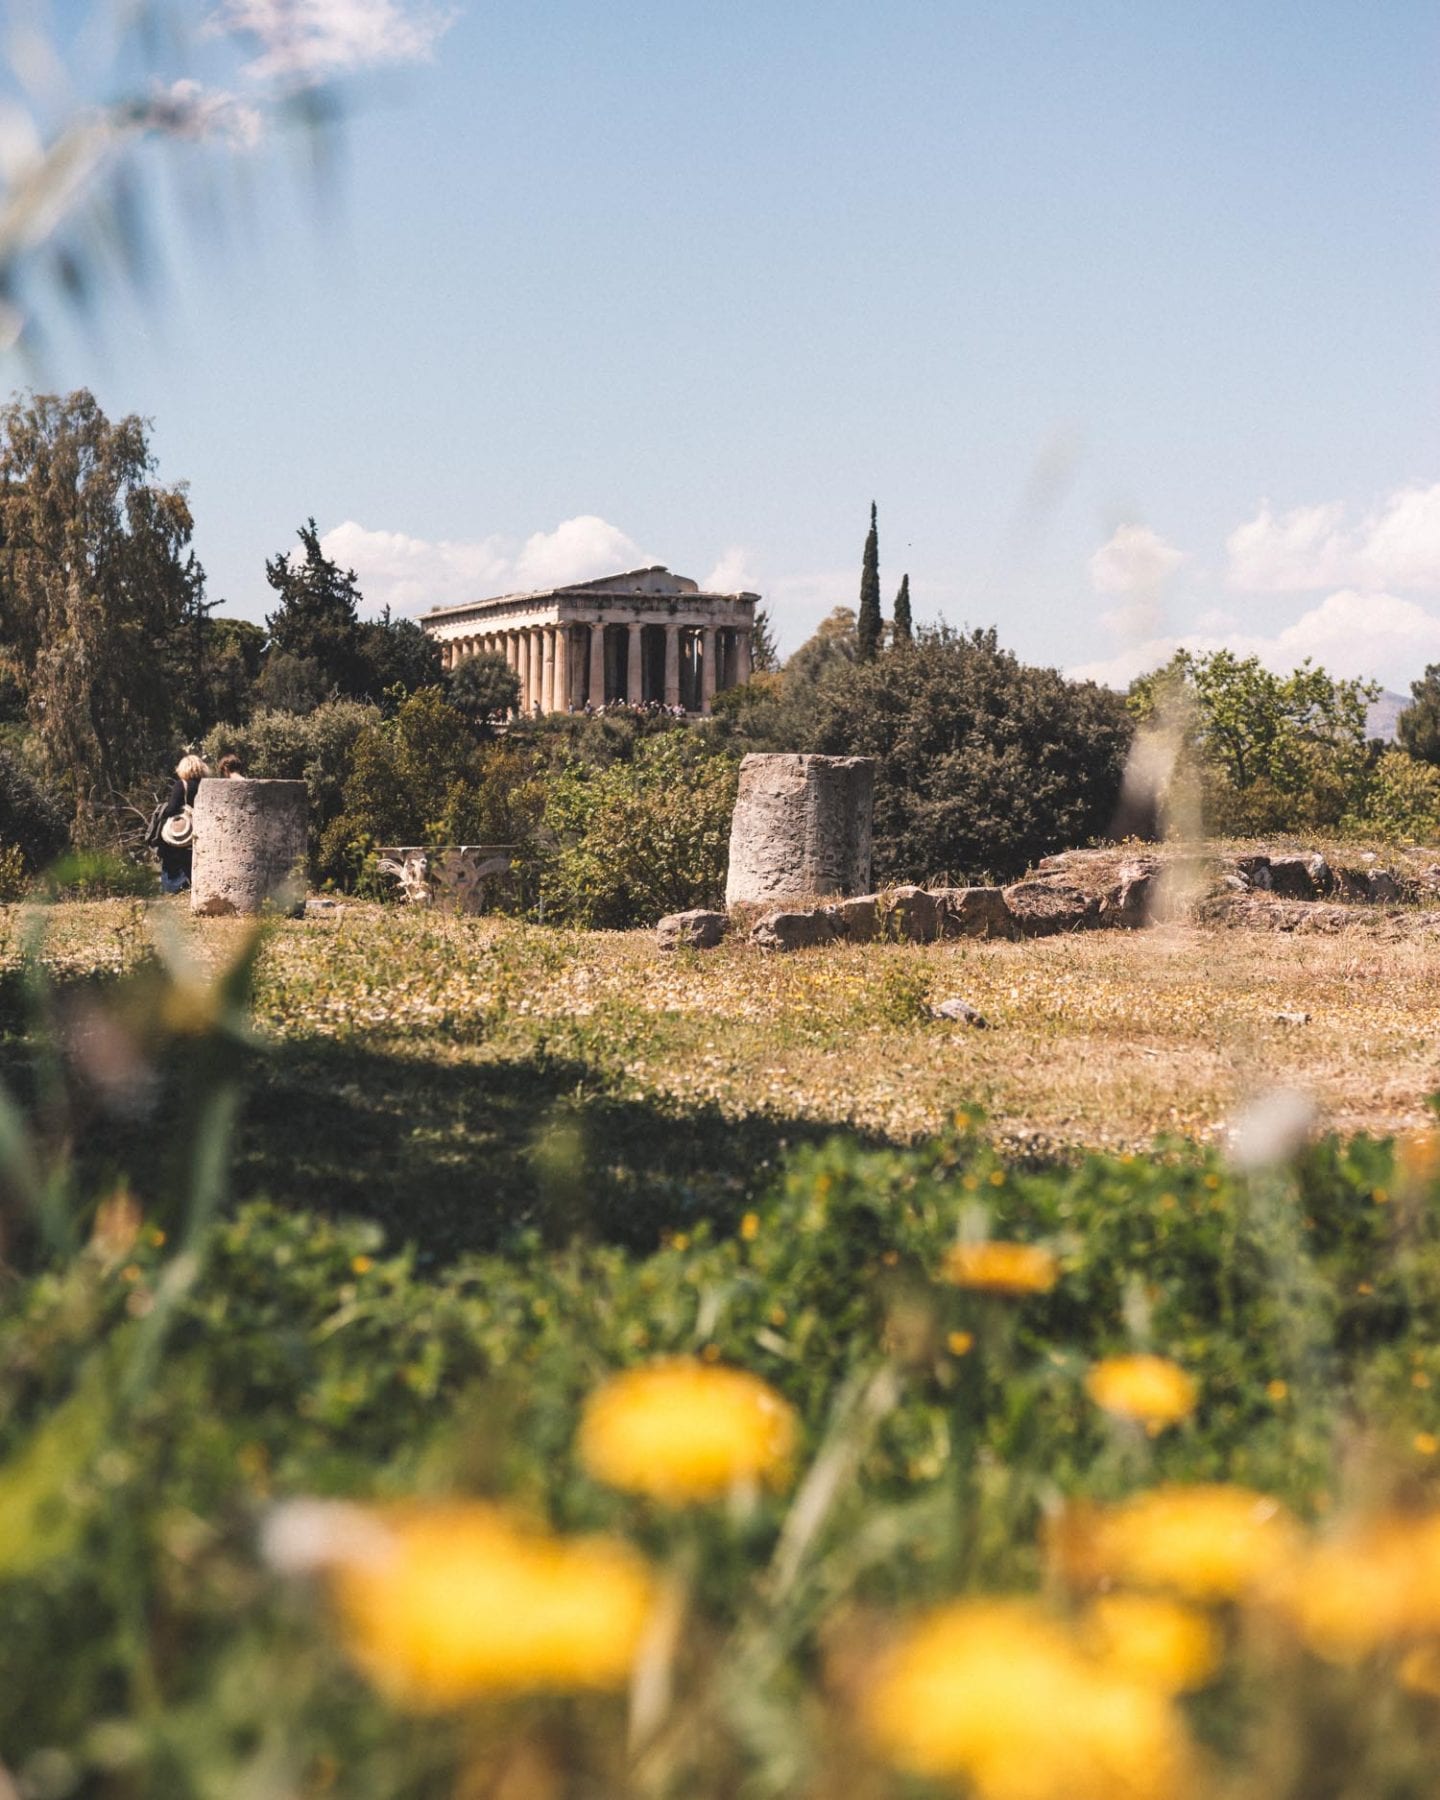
[0,743,67,872]
[795,628,1132,882]
[540,733,738,926]
[1345,749,1440,842]
[203,700,378,877]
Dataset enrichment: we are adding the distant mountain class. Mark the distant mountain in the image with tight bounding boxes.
[1367,690,1409,743]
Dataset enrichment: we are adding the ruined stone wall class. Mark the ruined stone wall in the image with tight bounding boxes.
[724,754,876,906]
[191,779,308,917]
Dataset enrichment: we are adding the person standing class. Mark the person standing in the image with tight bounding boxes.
[153,753,209,893]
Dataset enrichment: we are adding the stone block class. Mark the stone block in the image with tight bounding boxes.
[1099,860,1154,928]
[934,886,1014,939]
[750,908,842,952]
[191,779,307,917]
[879,885,940,941]
[1000,879,1098,937]
[835,895,880,941]
[1267,854,1333,899]
[725,754,876,907]
[656,909,729,951]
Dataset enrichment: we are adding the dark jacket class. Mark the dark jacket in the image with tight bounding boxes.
[156,776,200,875]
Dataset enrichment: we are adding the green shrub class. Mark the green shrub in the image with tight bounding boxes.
[0,742,67,871]
[540,733,738,927]
[1345,748,1440,842]
[203,700,378,876]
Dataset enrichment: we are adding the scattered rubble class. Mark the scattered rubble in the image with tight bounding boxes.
[656,909,730,951]
[733,844,1439,951]
[932,997,990,1028]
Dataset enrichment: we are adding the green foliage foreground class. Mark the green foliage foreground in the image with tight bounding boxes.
[4,923,1440,1795]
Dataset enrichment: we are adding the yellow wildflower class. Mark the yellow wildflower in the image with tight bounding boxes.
[1086,1356,1196,1429]
[947,1330,975,1357]
[579,1360,796,1502]
[1418,1432,1439,1457]
[274,1500,652,1707]
[1399,1642,1440,1699]
[739,1211,760,1241]
[1056,1486,1299,1602]
[1280,1513,1440,1661]
[865,1598,1194,1800]
[1082,1593,1220,1693]
[351,1255,374,1276]
[1267,1380,1289,1403]
[942,1242,1059,1297]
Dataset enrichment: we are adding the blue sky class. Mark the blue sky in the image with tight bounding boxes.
[12,0,1440,685]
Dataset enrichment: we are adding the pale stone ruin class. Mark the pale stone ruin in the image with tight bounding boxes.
[419,566,758,715]
[724,754,877,906]
[191,778,307,917]
[375,845,517,913]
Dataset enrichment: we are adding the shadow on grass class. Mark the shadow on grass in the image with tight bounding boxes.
[237,1033,875,1262]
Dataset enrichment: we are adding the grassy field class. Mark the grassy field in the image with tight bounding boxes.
[6,895,1440,1797]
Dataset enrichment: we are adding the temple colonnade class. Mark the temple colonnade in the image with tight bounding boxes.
[436,619,754,715]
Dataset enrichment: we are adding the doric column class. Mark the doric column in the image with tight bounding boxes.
[701,625,718,713]
[735,629,753,684]
[589,621,606,706]
[627,624,643,703]
[542,627,557,714]
[664,624,681,709]
[521,631,535,712]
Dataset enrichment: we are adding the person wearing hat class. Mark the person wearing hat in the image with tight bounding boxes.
[155,754,209,893]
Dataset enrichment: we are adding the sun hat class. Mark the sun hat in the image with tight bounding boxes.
[160,808,194,849]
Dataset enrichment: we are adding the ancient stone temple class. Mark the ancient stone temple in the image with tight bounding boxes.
[418,567,758,715]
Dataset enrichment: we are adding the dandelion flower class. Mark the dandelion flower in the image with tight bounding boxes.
[1280,1513,1440,1661]
[579,1360,796,1502]
[942,1241,1059,1297]
[265,1499,652,1707]
[865,1598,1194,1800]
[1082,1593,1220,1692]
[1056,1485,1298,1602]
[1086,1356,1196,1429]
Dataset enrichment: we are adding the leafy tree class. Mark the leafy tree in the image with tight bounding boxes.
[856,501,882,662]
[1345,749,1440,841]
[203,700,378,875]
[0,743,67,870]
[712,608,855,749]
[170,615,265,736]
[319,688,485,883]
[263,520,368,700]
[0,389,206,832]
[447,651,521,724]
[361,609,444,708]
[253,651,327,715]
[892,572,913,644]
[1130,649,1377,833]
[750,608,779,674]
[541,735,738,927]
[1398,664,1440,766]
[806,626,1133,882]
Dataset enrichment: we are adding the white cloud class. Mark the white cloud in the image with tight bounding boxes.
[1356,485,1440,589]
[1225,501,1349,591]
[1088,524,1183,642]
[318,515,650,617]
[703,546,753,593]
[213,0,455,82]
[1088,524,1183,597]
[1068,588,1440,692]
[1226,484,1440,593]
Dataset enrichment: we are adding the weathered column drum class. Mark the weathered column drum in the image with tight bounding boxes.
[191,779,308,917]
[724,753,876,906]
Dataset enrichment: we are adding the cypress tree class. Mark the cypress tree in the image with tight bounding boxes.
[856,501,882,661]
[892,572,913,644]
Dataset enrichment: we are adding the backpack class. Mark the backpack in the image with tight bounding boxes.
[143,800,167,848]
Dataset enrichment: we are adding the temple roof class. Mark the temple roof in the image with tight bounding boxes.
[418,565,758,622]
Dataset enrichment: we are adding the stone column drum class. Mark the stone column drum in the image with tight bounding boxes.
[191,779,309,916]
[724,753,876,907]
